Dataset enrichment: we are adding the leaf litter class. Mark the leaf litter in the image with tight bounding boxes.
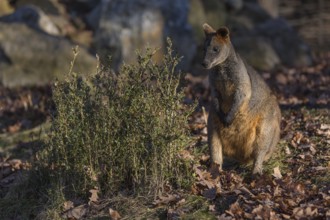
[0,57,330,219]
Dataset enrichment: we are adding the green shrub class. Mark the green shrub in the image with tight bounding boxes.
[39,40,194,198]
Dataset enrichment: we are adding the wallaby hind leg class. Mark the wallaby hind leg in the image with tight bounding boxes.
[252,123,278,174]
[253,150,267,174]
[208,113,223,170]
[265,122,280,161]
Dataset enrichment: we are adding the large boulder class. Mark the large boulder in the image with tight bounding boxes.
[0,5,60,36]
[255,18,313,67]
[0,22,96,87]
[88,0,196,71]
[232,35,280,71]
[225,0,313,70]
[13,0,63,15]
[11,0,78,39]
[189,0,312,72]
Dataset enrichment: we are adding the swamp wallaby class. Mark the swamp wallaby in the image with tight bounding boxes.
[202,23,281,174]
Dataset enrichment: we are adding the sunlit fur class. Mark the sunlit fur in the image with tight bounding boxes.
[202,23,281,174]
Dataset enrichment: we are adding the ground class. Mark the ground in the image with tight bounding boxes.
[0,55,329,219]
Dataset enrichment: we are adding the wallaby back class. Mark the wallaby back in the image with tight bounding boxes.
[202,23,281,174]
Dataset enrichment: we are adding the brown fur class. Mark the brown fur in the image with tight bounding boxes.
[202,23,281,174]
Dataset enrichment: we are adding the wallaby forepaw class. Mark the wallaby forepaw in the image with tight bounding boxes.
[223,111,235,126]
[217,111,233,126]
[223,115,233,126]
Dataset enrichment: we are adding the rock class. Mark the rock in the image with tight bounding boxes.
[258,0,279,18]
[227,1,271,31]
[11,0,76,38]
[225,1,312,70]
[85,3,101,30]
[0,22,96,87]
[232,35,280,71]
[0,0,14,16]
[62,0,101,12]
[276,73,288,85]
[0,47,10,65]
[90,0,196,71]
[225,0,243,11]
[189,0,226,43]
[256,18,313,67]
[0,5,60,36]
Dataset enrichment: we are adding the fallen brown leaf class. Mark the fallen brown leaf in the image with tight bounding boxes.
[209,204,216,212]
[153,194,180,206]
[272,166,283,179]
[202,187,217,200]
[109,208,121,220]
[293,205,319,219]
[63,201,74,212]
[89,189,99,204]
[62,204,87,219]
[178,150,194,160]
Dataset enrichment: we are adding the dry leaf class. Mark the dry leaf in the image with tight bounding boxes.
[326,209,330,218]
[239,186,255,198]
[294,183,305,194]
[167,208,180,220]
[281,213,291,219]
[272,166,283,179]
[62,204,87,219]
[309,145,316,154]
[292,132,303,146]
[8,123,21,133]
[63,201,74,212]
[202,187,217,200]
[285,146,291,155]
[312,166,327,171]
[71,205,87,219]
[176,198,186,206]
[193,165,216,189]
[153,194,180,206]
[320,124,330,130]
[273,185,280,197]
[8,159,23,169]
[209,204,216,212]
[178,150,194,160]
[89,189,99,204]
[252,204,272,219]
[227,202,244,217]
[109,208,121,220]
[200,154,210,162]
[316,125,330,137]
[293,206,318,218]
[286,199,297,207]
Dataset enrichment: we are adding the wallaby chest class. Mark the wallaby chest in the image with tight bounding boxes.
[209,67,237,112]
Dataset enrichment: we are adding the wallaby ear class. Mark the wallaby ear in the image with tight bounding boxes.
[203,23,216,35]
[216,27,230,39]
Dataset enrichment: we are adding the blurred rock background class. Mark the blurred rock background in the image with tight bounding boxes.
[0,0,327,87]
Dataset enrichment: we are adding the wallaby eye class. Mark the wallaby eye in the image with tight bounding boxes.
[213,47,219,52]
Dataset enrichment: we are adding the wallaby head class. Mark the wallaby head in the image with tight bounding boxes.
[202,23,231,69]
